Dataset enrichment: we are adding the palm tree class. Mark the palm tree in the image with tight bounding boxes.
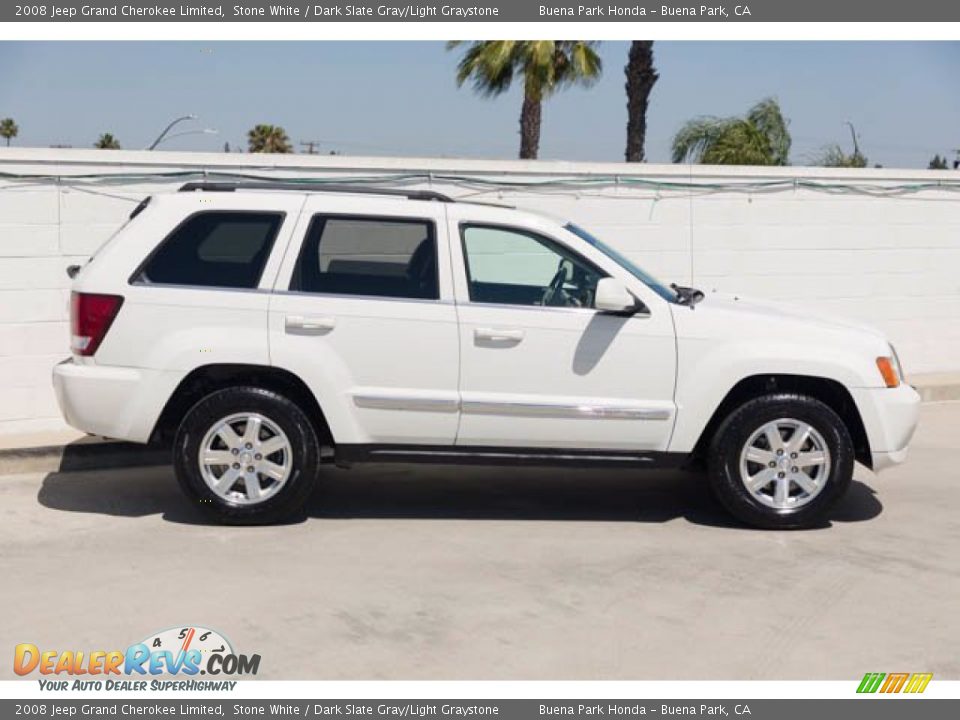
[0,118,18,147]
[448,41,602,160]
[624,41,658,162]
[672,98,791,166]
[94,133,121,149]
[247,124,292,154]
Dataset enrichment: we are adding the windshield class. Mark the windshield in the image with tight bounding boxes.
[565,223,678,303]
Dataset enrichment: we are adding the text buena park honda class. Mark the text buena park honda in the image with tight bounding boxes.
[541,706,751,717]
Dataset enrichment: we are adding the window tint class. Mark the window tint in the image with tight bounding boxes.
[461,225,605,308]
[135,212,283,289]
[291,216,438,300]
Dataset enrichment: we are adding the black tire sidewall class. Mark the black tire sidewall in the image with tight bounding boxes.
[708,394,854,529]
[173,387,320,524]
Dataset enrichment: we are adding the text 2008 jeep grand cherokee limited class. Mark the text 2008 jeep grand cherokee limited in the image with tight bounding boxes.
[53,182,920,528]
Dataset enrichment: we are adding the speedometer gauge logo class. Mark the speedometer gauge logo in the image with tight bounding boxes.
[142,626,234,659]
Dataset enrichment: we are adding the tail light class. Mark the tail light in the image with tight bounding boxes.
[70,292,124,356]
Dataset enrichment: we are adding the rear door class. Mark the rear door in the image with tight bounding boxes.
[269,194,460,447]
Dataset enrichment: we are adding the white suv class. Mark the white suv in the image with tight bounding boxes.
[53,182,920,528]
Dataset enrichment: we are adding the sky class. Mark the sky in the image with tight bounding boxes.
[0,41,957,169]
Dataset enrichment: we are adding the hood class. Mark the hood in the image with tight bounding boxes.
[696,291,887,339]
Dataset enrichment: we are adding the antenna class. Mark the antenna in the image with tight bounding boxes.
[299,140,321,155]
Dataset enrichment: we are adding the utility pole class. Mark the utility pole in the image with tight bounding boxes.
[300,140,321,155]
[844,121,860,157]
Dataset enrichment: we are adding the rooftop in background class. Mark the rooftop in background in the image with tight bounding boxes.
[1,146,958,184]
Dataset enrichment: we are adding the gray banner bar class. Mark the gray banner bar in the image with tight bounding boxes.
[1,699,955,718]
[3,0,960,23]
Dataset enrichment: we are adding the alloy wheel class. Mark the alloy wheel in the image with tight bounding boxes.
[198,412,293,505]
[738,418,832,510]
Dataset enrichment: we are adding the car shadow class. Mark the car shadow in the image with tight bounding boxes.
[36,463,883,530]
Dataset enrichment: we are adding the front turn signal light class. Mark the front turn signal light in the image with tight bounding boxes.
[876,357,900,388]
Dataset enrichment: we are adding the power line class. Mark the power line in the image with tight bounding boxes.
[3,169,960,197]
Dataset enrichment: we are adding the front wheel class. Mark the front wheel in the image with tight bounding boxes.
[173,387,321,524]
[708,394,854,529]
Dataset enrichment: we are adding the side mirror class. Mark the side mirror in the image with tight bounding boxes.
[594,277,639,314]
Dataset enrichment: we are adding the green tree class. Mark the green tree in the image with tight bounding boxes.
[94,133,121,150]
[816,144,868,168]
[448,41,602,160]
[247,124,292,154]
[929,154,949,170]
[815,122,867,168]
[624,41,658,162]
[0,117,18,147]
[671,98,791,166]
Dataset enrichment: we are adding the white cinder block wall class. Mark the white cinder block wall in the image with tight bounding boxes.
[1,148,958,440]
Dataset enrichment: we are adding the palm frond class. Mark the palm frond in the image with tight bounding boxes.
[671,116,730,163]
[747,97,790,165]
[671,98,793,166]
[701,121,773,165]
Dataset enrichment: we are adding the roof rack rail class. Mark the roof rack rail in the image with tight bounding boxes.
[178,181,454,203]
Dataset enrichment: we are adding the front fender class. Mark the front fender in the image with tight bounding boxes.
[668,337,883,453]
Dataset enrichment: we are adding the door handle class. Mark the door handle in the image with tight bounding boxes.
[475,327,525,343]
[285,315,336,334]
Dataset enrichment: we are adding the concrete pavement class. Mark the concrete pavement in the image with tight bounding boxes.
[0,403,958,680]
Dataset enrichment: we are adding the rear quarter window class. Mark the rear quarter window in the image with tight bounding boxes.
[132,211,284,289]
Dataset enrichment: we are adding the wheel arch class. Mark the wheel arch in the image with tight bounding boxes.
[690,374,872,470]
[149,363,334,451]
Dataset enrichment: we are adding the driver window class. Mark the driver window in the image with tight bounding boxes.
[461,225,605,308]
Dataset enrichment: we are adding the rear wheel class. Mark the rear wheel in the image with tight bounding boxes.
[173,387,321,524]
[708,394,854,529]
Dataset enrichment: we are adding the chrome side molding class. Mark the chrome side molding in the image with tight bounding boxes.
[460,400,671,421]
[352,393,460,413]
[352,391,671,421]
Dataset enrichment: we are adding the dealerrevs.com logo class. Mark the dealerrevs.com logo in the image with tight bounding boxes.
[14,626,260,691]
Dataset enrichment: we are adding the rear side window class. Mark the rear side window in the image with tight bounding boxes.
[133,212,284,289]
[290,215,438,300]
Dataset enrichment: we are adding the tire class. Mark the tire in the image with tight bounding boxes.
[707,393,854,530]
[173,386,321,525]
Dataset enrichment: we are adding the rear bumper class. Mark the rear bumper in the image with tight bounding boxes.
[851,383,921,472]
[52,358,178,443]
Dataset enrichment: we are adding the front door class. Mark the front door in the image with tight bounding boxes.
[450,215,677,452]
